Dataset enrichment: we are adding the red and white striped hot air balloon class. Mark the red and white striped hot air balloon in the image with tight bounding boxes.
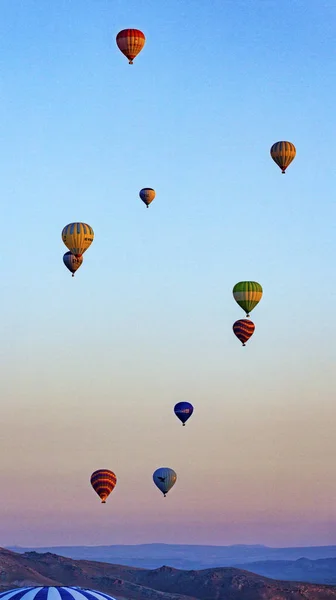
[116,29,146,64]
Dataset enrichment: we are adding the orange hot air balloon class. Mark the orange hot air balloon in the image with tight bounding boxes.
[270,141,296,173]
[139,188,155,208]
[90,469,117,504]
[116,29,145,64]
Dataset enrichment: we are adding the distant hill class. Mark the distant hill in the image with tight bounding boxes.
[234,557,336,585]
[0,547,58,587]
[1,546,336,599]
[7,543,336,570]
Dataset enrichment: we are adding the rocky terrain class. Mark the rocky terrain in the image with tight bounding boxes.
[0,547,336,599]
[234,557,336,585]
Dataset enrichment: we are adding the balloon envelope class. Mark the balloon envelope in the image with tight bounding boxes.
[139,188,155,207]
[90,469,117,503]
[116,29,145,64]
[153,467,177,497]
[233,319,255,346]
[63,251,83,276]
[174,401,194,426]
[270,141,296,173]
[0,587,119,600]
[62,222,94,257]
[232,281,263,316]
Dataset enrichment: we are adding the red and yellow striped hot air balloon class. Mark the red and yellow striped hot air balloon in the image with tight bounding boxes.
[90,469,117,504]
[270,141,296,173]
[116,29,145,64]
[233,319,255,347]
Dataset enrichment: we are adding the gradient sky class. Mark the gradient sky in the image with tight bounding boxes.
[0,0,335,548]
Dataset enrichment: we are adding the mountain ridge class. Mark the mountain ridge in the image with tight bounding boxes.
[234,557,336,585]
[7,544,336,571]
[0,546,336,599]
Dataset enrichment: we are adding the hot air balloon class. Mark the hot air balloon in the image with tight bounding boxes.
[90,469,117,503]
[139,188,155,208]
[174,402,194,426]
[116,29,145,64]
[232,281,263,317]
[62,223,94,257]
[270,141,296,173]
[153,467,177,497]
[0,587,118,600]
[63,251,83,277]
[233,319,255,346]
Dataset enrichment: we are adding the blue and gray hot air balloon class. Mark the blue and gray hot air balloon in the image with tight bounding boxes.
[153,467,177,497]
[63,251,83,277]
[0,588,117,600]
[174,401,194,426]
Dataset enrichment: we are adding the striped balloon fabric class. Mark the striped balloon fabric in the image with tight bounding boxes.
[270,141,296,173]
[232,281,263,317]
[116,29,146,64]
[0,587,117,600]
[61,222,94,257]
[232,319,255,346]
[90,469,117,503]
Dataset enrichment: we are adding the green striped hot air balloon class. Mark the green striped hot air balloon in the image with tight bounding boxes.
[233,281,263,317]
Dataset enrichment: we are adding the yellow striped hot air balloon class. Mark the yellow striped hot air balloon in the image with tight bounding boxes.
[233,281,263,317]
[270,141,296,173]
[62,223,94,257]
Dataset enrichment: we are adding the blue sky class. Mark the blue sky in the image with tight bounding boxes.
[0,0,334,547]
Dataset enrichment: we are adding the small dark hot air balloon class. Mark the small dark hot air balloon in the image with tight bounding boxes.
[233,319,255,346]
[139,188,155,208]
[270,141,296,173]
[90,469,117,503]
[174,402,194,426]
[116,29,145,64]
[153,467,177,498]
[63,252,83,277]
